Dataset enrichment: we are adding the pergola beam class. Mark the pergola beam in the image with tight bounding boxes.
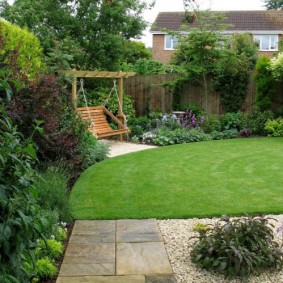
[63,70,136,79]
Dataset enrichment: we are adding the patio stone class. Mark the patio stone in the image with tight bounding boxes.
[116,242,172,275]
[116,219,163,243]
[72,220,115,242]
[145,274,176,283]
[59,263,115,276]
[63,243,115,264]
[56,275,145,283]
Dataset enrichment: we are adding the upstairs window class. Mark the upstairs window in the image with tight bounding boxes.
[165,35,178,50]
[253,35,278,51]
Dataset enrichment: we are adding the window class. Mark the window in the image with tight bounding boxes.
[253,35,278,51]
[165,35,178,50]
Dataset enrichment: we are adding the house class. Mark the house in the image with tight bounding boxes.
[150,10,283,63]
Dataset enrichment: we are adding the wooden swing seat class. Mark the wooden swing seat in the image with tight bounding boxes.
[76,106,130,139]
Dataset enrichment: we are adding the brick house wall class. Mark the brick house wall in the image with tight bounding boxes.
[152,34,174,63]
[152,34,283,63]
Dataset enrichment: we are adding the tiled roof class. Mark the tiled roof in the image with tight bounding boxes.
[151,10,283,32]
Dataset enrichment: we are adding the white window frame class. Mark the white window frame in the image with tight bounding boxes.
[253,35,279,51]
[164,34,178,50]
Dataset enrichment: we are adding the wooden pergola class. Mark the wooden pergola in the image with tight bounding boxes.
[63,69,135,108]
[63,70,136,140]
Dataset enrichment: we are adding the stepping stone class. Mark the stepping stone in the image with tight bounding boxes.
[116,219,163,243]
[56,275,145,283]
[59,263,115,276]
[116,242,172,275]
[145,274,175,283]
[71,220,115,243]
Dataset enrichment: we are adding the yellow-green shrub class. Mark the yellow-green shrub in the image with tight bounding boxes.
[0,20,45,78]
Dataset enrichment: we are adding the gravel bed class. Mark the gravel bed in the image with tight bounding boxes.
[158,215,283,283]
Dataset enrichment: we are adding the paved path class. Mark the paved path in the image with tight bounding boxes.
[56,219,174,283]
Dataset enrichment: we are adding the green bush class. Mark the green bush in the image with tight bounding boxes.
[264,118,283,137]
[0,20,45,78]
[180,103,204,118]
[143,127,211,146]
[34,258,57,280]
[210,129,238,140]
[0,109,48,282]
[246,108,274,135]
[191,215,283,278]
[81,139,109,169]
[255,56,275,111]
[220,112,246,131]
[201,114,221,133]
[35,239,63,260]
[34,166,73,222]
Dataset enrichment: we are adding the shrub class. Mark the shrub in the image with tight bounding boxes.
[143,127,211,146]
[255,56,275,111]
[264,118,283,137]
[246,108,274,136]
[180,102,204,118]
[239,128,252,137]
[35,239,63,260]
[191,215,283,278]
[210,129,238,140]
[0,20,45,78]
[7,74,107,183]
[201,114,221,133]
[180,110,205,129]
[220,112,246,131]
[34,258,57,280]
[33,165,73,222]
[214,51,250,112]
[128,116,151,137]
[0,109,48,282]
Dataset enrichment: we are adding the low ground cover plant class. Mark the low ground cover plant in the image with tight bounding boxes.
[191,215,283,279]
[129,106,279,146]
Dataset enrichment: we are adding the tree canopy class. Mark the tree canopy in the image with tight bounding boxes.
[0,0,153,70]
[264,0,283,9]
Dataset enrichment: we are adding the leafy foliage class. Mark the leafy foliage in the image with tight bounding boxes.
[0,0,151,70]
[0,19,44,78]
[172,10,228,110]
[7,74,107,182]
[220,112,246,131]
[191,215,283,278]
[270,52,283,81]
[0,109,47,282]
[255,56,275,111]
[214,33,257,113]
[33,166,73,222]
[264,0,283,9]
[246,108,274,135]
[264,118,283,137]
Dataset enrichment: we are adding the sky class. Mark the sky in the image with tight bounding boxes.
[141,0,266,46]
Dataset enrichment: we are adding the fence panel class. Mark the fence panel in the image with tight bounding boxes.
[124,74,282,116]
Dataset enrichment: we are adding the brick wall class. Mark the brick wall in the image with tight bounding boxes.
[152,34,282,63]
[152,34,175,63]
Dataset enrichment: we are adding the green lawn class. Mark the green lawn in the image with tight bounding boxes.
[70,138,283,219]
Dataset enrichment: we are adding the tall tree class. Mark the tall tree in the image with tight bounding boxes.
[0,0,153,70]
[264,0,283,9]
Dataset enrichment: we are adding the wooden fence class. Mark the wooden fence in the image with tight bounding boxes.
[124,74,283,116]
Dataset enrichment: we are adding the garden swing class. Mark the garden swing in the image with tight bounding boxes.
[76,79,130,139]
[63,70,136,140]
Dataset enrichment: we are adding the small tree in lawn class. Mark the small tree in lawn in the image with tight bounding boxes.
[172,2,228,111]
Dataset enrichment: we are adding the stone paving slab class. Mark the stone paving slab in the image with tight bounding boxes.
[57,219,174,282]
[63,243,115,264]
[59,263,115,276]
[116,242,172,275]
[116,219,163,243]
[57,275,146,283]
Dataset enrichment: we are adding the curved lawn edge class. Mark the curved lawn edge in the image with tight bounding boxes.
[70,138,283,220]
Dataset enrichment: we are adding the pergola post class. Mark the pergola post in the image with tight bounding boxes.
[72,76,77,108]
[118,78,124,141]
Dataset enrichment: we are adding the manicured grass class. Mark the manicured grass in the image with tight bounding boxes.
[70,138,283,219]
